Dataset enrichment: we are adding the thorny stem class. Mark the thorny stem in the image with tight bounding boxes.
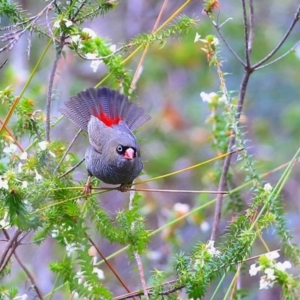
[211,71,251,241]
[210,2,300,240]
[46,37,65,141]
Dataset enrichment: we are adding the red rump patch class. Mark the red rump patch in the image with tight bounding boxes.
[94,109,121,127]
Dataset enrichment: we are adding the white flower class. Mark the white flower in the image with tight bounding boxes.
[3,143,17,154]
[51,229,59,238]
[18,163,23,173]
[218,94,227,104]
[85,52,98,60]
[264,183,272,192]
[90,60,102,72]
[93,267,105,280]
[109,44,116,52]
[34,169,43,181]
[194,32,201,43]
[66,242,78,257]
[265,268,276,281]
[259,276,274,290]
[53,20,60,28]
[206,240,221,257]
[21,181,28,189]
[65,19,73,28]
[249,263,261,276]
[213,37,219,45]
[82,28,97,39]
[275,261,292,271]
[0,176,8,190]
[0,211,10,229]
[265,251,280,260]
[75,270,85,284]
[38,141,48,151]
[71,35,81,44]
[20,152,28,160]
[200,92,218,103]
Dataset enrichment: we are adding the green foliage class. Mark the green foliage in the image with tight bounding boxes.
[1,0,300,299]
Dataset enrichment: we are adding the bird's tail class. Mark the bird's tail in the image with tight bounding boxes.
[60,87,151,132]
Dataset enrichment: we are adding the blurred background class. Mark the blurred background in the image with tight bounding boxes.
[1,0,300,299]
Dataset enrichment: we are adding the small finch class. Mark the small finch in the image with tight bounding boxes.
[60,87,150,192]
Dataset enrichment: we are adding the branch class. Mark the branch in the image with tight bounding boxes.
[58,157,85,178]
[252,3,300,69]
[0,229,22,273]
[14,251,44,299]
[248,0,254,55]
[54,129,82,174]
[87,237,134,298]
[242,0,251,66]
[207,15,246,67]
[210,71,252,241]
[46,36,65,141]
[255,40,300,70]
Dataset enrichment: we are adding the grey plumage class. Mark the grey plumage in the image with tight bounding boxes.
[60,87,150,188]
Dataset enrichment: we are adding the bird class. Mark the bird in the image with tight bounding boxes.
[60,87,151,193]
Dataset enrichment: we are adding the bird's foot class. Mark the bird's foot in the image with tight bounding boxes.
[82,175,92,195]
[83,183,92,195]
[118,183,131,192]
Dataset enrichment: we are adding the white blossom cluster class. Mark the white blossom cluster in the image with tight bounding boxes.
[249,250,292,290]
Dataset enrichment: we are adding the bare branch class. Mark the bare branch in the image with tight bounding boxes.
[54,129,82,174]
[248,0,254,54]
[46,36,65,141]
[0,229,22,273]
[207,15,246,67]
[253,3,300,69]
[88,237,134,298]
[14,251,44,299]
[59,157,85,178]
[255,40,300,70]
[242,0,251,66]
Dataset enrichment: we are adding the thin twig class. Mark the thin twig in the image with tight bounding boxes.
[54,129,82,174]
[252,3,300,69]
[0,229,22,273]
[59,157,85,178]
[208,15,246,67]
[248,0,254,55]
[129,189,149,299]
[255,40,300,70]
[46,35,65,141]
[88,237,135,298]
[14,251,44,299]
[0,59,8,69]
[0,119,25,152]
[92,187,229,194]
[242,0,251,67]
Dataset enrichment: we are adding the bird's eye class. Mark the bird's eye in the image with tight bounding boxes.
[116,145,124,154]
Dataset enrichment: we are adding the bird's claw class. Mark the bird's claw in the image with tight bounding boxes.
[83,183,92,195]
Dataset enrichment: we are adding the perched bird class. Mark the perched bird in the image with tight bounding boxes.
[60,87,150,192]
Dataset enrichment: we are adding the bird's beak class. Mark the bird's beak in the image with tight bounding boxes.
[124,148,134,160]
